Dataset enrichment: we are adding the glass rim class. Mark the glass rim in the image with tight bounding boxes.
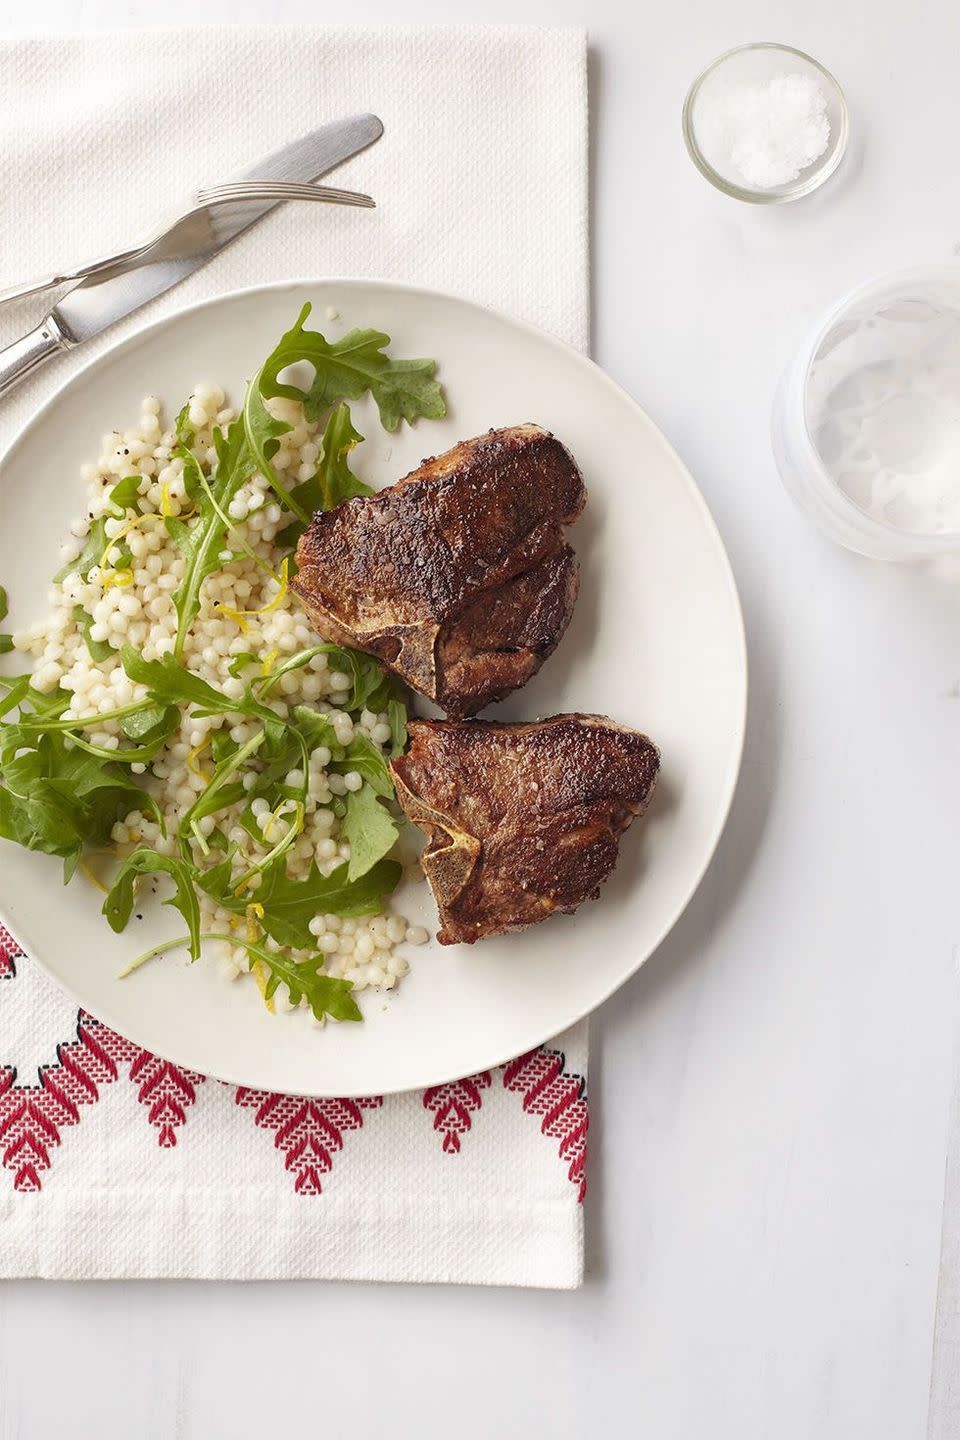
[790,262,960,553]
[682,42,849,205]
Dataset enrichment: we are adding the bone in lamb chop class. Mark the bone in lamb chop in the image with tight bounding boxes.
[390,715,660,945]
[291,425,586,717]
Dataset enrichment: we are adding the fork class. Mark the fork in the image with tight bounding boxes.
[0,181,376,308]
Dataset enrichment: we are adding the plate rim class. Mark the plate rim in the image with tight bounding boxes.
[0,276,748,1095]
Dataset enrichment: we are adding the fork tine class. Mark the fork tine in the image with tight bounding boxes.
[197,181,374,209]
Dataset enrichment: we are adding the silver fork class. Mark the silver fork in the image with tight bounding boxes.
[196,180,374,208]
[0,181,375,308]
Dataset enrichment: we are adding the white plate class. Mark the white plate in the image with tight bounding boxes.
[0,280,746,1096]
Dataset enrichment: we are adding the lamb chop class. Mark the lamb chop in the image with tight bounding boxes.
[291,425,586,717]
[390,715,660,945]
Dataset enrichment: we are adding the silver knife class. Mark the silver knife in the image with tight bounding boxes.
[0,113,383,401]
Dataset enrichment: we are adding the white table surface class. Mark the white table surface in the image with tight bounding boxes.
[2,2,959,1437]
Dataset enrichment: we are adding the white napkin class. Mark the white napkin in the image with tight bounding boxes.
[0,24,590,1287]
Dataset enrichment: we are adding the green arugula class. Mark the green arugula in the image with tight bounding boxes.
[53,519,111,584]
[258,303,446,432]
[198,855,400,947]
[166,417,253,659]
[121,930,362,1023]
[242,381,306,521]
[227,652,258,679]
[121,648,242,713]
[175,402,195,447]
[209,729,240,764]
[289,704,340,754]
[0,729,162,874]
[386,697,407,758]
[106,475,143,516]
[103,848,201,960]
[179,730,265,853]
[0,304,437,1021]
[250,642,389,716]
[278,403,371,550]
[53,478,141,585]
[298,403,370,512]
[72,605,113,661]
[250,945,362,1022]
[121,704,177,743]
[341,783,399,881]
[332,732,394,796]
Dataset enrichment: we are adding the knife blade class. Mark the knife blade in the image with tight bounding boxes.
[0,114,383,398]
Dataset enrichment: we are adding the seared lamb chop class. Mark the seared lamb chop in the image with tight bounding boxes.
[292,425,586,717]
[390,715,660,945]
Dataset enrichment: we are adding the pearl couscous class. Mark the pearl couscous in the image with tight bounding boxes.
[10,385,430,1021]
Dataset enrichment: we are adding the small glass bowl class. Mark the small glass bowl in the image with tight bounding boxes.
[772,264,960,562]
[682,42,849,204]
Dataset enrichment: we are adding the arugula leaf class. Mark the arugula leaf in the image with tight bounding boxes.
[199,855,400,946]
[258,303,446,433]
[166,417,253,659]
[0,732,161,870]
[242,381,305,520]
[63,728,173,765]
[120,704,177,743]
[44,742,164,831]
[209,729,239,764]
[179,730,265,852]
[278,404,371,549]
[107,475,142,516]
[103,849,201,960]
[340,650,394,712]
[249,944,361,1022]
[0,767,85,862]
[121,929,362,1023]
[0,676,29,719]
[0,586,7,622]
[52,479,143,586]
[289,704,340,754]
[0,674,69,722]
[227,652,258,679]
[0,636,12,655]
[72,605,113,661]
[53,519,110,583]
[120,650,274,732]
[175,402,195,447]
[333,732,394,797]
[121,648,235,712]
[258,644,388,714]
[342,783,399,880]
[386,697,407,757]
[53,701,179,764]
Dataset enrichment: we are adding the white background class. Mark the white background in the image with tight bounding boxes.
[2,1,960,1437]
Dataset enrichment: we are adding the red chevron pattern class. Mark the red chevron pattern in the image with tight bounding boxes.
[503,1047,589,1201]
[0,1007,206,1191]
[236,1087,383,1194]
[423,1072,492,1153]
[128,1051,206,1147]
[0,923,20,980]
[0,924,589,1207]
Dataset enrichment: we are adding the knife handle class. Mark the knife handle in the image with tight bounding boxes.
[0,318,69,401]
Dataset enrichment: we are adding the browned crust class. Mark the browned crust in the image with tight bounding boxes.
[291,425,586,716]
[390,714,660,944]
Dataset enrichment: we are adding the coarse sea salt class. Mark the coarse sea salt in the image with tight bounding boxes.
[697,71,830,190]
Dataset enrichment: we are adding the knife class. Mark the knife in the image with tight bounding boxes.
[0,113,383,402]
